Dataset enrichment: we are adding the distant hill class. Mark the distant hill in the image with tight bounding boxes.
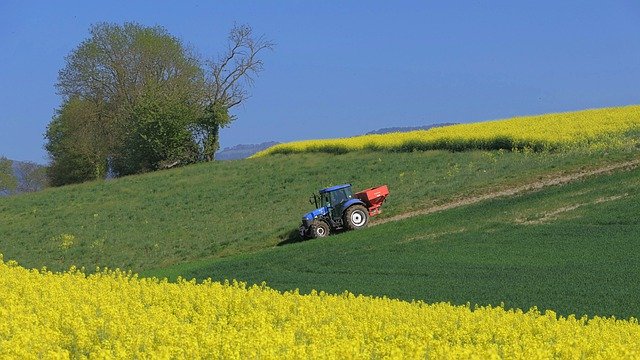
[365,123,458,135]
[215,124,458,160]
[215,141,281,160]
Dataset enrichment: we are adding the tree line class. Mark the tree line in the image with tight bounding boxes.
[0,157,48,195]
[45,22,273,186]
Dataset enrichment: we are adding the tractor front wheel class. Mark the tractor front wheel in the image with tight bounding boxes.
[309,220,330,239]
[344,205,369,230]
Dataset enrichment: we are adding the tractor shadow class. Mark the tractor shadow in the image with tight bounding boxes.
[277,229,304,246]
[276,227,349,246]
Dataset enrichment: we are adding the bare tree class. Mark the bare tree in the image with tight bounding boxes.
[208,24,275,110]
[14,161,48,193]
[0,157,17,195]
[196,24,274,160]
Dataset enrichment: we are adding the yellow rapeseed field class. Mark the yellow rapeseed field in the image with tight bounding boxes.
[253,105,640,157]
[1,257,639,359]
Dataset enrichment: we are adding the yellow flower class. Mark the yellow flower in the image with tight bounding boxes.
[57,234,75,250]
[1,255,640,358]
[252,105,640,157]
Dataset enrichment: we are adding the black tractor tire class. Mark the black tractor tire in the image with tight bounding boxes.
[343,205,369,230]
[309,220,330,239]
[299,225,309,240]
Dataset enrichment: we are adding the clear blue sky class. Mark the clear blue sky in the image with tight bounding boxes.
[1,1,639,163]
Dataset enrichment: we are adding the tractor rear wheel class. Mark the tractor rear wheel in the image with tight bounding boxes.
[344,205,369,230]
[309,220,330,239]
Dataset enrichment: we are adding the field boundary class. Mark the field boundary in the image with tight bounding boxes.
[373,158,640,226]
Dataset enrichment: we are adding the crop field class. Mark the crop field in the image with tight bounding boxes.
[147,165,640,319]
[2,146,636,273]
[254,106,640,156]
[2,258,640,359]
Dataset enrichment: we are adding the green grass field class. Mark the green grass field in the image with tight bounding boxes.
[144,165,640,319]
[0,146,636,273]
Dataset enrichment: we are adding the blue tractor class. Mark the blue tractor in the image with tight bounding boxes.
[299,184,389,239]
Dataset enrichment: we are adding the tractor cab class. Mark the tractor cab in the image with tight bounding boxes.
[306,184,358,222]
[318,184,354,216]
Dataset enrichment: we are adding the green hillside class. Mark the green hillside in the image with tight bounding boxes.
[146,164,640,319]
[0,145,635,273]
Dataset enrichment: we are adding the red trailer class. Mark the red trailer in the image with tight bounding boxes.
[354,185,390,216]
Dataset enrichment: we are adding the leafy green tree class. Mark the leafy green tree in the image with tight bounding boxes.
[45,97,109,185]
[46,22,272,185]
[0,157,17,195]
[191,102,231,161]
[113,92,202,174]
[49,22,207,180]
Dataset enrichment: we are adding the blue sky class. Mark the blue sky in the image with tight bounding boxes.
[1,1,639,163]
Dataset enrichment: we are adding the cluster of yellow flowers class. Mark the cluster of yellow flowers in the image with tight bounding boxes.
[253,105,640,157]
[1,257,639,359]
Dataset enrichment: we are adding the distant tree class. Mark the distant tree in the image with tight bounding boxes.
[50,22,208,180]
[14,161,48,193]
[45,97,108,185]
[112,91,203,174]
[0,157,17,195]
[191,102,230,162]
[201,24,274,160]
[46,22,272,185]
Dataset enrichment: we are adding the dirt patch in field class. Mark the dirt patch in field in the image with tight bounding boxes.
[400,228,467,244]
[514,194,628,225]
[373,158,640,227]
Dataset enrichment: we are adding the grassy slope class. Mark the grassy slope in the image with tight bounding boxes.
[145,165,640,319]
[1,147,636,273]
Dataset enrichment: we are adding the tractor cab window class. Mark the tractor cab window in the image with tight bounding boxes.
[330,188,352,205]
[321,187,353,208]
[321,192,332,207]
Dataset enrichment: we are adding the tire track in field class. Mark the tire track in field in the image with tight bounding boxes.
[372,158,640,226]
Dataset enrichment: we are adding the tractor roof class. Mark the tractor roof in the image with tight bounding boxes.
[319,184,351,193]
